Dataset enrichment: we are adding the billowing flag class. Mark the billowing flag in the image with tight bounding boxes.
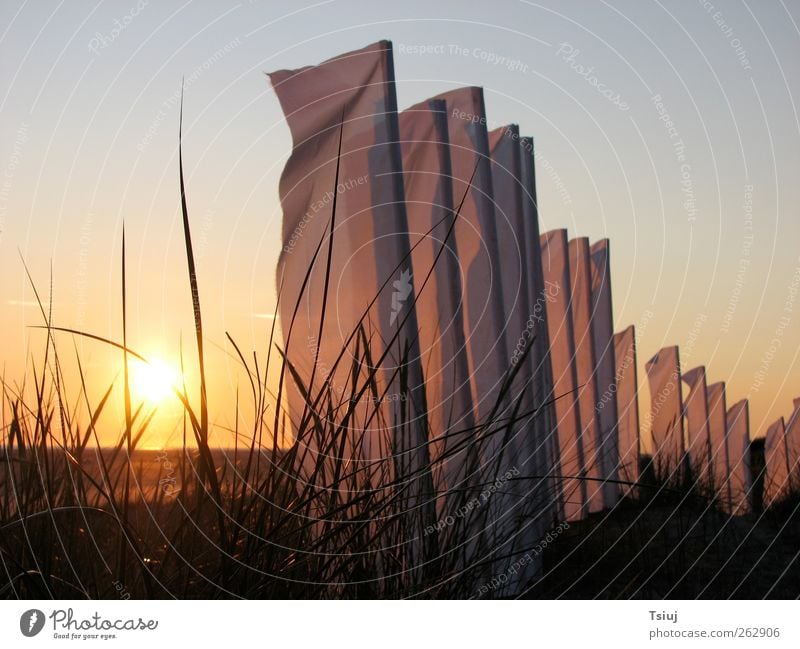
[540,229,586,521]
[589,239,619,508]
[763,417,790,507]
[488,125,550,588]
[488,126,541,475]
[682,366,712,487]
[645,346,684,479]
[399,98,477,497]
[269,41,435,559]
[434,88,509,438]
[725,399,752,515]
[613,325,640,493]
[568,237,605,513]
[519,136,557,520]
[707,382,731,508]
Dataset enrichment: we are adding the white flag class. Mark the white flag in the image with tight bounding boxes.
[434,88,509,438]
[488,125,549,588]
[399,97,477,497]
[613,325,640,493]
[707,382,731,509]
[488,125,538,470]
[589,239,620,508]
[519,135,557,531]
[763,417,790,507]
[682,366,712,487]
[568,237,605,513]
[645,346,684,479]
[540,229,586,521]
[725,398,752,515]
[269,41,436,553]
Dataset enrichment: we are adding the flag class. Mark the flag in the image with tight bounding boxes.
[399,97,477,499]
[488,125,549,587]
[269,41,436,562]
[682,366,712,486]
[706,382,731,508]
[519,136,557,515]
[540,229,586,521]
[589,239,619,508]
[568,237,605,513]
[488,125,540,474]
[613,325,640,493]
[433,88,509,437]
[725,399,752,515]
[763,417,790,507]
[645,346,684,480]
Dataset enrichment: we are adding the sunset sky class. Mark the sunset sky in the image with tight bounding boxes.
[1,0,798,449]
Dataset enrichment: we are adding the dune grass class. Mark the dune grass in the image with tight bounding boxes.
[2,110,798,599]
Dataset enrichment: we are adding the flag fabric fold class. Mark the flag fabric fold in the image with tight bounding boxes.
[540,229,586,521]
[707,381,731,507]
[725,398,752,515]
[764,417,790,507]
[682,366,712,487]
[613,325,640,493]
[568,237,605,513]
[589,239,619,508]
[645,346,684,480]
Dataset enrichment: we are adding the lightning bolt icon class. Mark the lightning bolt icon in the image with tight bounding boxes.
[28,611,38,632]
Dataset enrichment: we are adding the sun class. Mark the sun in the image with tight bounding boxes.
[130,357,179,406]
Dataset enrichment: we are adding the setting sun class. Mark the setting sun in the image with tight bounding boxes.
[130,357,179,406]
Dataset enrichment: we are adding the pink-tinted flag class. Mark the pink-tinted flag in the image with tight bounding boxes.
[434,88,509,438]
[488,126,550,586]
[488,126,538,466]
[589,239,619,508]
[682,366,712,486]
[707,382,731,508]
[269,42,435,549]
[399,98,476,496]
[645,346,684,479]
[613,325,640,493]
[763,417,790,507]
[568,237,604,513]
[540,229,586,521]
[519,136,557,513]
[725,399,752,515]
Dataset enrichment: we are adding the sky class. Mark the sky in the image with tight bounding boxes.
[0,0,798,448]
